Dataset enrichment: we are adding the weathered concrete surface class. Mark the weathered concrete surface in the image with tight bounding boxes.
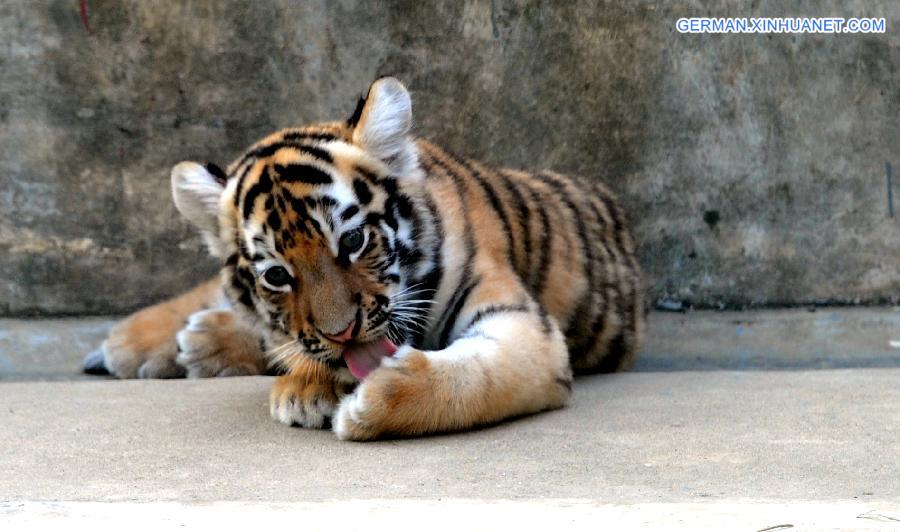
[636,307,900,371]
[0,317,112,381]
[1,371,899,504]
[1,2,898,315]
[2,308,900,380]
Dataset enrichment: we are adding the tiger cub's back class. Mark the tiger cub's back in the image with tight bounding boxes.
[417,141,644,374]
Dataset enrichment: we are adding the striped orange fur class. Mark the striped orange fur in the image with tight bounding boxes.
[88,78,645,440]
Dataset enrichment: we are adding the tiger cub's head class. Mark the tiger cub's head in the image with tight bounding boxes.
[170,78,424,382]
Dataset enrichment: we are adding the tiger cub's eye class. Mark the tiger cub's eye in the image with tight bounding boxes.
[339,228,364,253]
[263,266,292,287]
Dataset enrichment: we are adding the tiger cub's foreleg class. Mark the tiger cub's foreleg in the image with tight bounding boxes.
[333,292,573,440]
[270,357,355,429]
[85,277,268,378]
[174,308,268,378]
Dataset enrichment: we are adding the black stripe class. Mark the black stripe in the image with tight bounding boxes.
[282,131,338,142]
[395,194,414,219]
[583,194,625,362]
[438,277,479,349]
[296,144,333,164]
[597,187,627,249]
[279,229,295,248]
[274,163,332,185]
[232,160,256,208]
[537,305,553,335]
[254,142,334,164]
[353,179,373,204]
[382,195,399,231]
[594,190,641,337]
[589,195,634,330]
[528,185,552,297]
[586,189,639,369]
[380,177,398,196]
[497,170,532,281]
[397,243,422,267]
[396,192,423,269]
[237,288,254,310]
[363,212,383,230]
[405,191,444,348]
[420,147,478,349]
[347,95,366,127]
[204,162,228,184]
[340,205,360,221]
[308,217,323,238]
[359,238,377,259]
[242,167,274,219]
[535,172,595,346]
[266,210,281,232]
[458,304,530,337]
[354,165,380,183]
[350,308,363,338]
[284,193,313,237]
[381,231,398,266]
[405,269,440,348]
[236,137,335,170]
[550,176,625,367]
[445,153,515,269]
[229,266,256,310]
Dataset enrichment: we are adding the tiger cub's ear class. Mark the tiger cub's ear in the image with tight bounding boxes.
[349,77,418,176]
[171,161,228,257]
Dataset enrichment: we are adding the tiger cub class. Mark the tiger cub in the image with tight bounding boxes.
[85,78,645,440]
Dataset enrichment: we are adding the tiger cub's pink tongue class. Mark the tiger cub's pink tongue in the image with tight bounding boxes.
[342,338,398,380]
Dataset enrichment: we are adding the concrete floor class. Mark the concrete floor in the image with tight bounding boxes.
[1,308,899,528]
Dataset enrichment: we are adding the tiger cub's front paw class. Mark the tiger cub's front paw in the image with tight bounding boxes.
[270,369,349,429]
[334,349,432,441]
[175,310,267,378]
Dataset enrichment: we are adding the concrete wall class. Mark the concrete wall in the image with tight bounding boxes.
[1,1,898,315]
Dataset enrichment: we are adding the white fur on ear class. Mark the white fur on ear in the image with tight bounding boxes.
[171,161,227,257]
[351,77,418,176]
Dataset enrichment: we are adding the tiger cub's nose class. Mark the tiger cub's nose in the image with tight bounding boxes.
[323,319,356,344]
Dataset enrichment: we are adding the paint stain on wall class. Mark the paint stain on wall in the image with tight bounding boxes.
[703,210,721,230]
